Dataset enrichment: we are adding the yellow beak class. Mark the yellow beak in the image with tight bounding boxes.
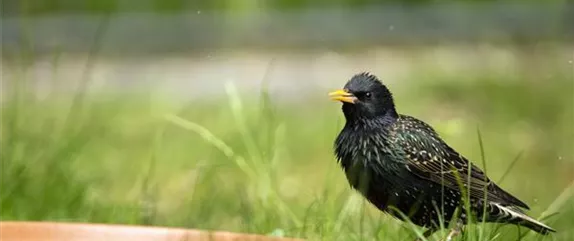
[329,89,357,103]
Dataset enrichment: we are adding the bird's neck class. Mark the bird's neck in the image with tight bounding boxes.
[380,109,399,125]
[344,109,399,128]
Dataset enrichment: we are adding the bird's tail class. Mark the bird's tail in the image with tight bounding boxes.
[491,203,556,234]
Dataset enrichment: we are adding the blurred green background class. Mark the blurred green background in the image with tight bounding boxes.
[1,0,573,241]
[2,0,572,15]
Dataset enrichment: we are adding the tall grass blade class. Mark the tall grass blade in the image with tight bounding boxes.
[477,127,489,241]
[497,151,523,184]
[164,114,255,179]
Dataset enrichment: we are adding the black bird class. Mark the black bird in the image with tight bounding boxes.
[330,72,555,240]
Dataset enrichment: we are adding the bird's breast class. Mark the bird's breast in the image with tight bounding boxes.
[335,128,395,166]
[336,130,402,183]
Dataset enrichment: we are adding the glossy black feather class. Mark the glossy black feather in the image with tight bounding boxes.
[333,72,555,234]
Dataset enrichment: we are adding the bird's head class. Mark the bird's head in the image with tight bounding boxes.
[329,72,398,122]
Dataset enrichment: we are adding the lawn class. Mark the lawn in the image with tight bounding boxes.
[1,59,573,241]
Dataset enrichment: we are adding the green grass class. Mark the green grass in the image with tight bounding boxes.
[1,68,573,241]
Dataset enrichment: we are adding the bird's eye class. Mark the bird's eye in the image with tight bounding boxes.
[365,92,372,98]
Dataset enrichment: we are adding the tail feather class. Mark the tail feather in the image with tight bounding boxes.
[490,203,556,234]
[491,184,530,209]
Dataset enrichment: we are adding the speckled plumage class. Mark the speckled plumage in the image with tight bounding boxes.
[332,73,555,236]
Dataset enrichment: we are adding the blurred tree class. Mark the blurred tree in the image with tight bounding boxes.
[0,0,566,17]
[3,0,118,16]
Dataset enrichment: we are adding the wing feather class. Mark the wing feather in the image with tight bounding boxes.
[392,115,529,209]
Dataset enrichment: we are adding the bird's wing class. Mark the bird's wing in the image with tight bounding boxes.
[393,116,529,209]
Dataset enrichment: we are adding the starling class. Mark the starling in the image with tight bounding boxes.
[329,72,555,239]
